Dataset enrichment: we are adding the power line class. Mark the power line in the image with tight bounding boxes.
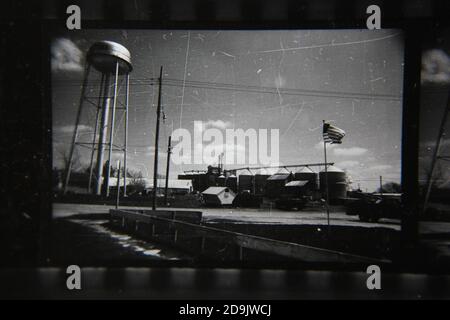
[53,77,401,101]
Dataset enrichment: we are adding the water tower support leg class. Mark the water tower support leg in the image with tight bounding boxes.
[106,62,120,197]
[95,74,112,195]
[63,63,91,194]
[88,73,104,193]
[123,73,130,196]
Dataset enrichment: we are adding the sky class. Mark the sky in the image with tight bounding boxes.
[52,29,404,192]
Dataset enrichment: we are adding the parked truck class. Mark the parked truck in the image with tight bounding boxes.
[345,192,402,222]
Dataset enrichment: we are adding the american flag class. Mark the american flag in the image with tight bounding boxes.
[323,122,345,144]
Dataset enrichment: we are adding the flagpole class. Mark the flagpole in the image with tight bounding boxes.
[323,120,331,235]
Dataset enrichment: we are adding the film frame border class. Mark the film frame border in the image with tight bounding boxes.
[2,0,450,299]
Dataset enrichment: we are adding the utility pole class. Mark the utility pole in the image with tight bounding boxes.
[152,66,163,210]
[379,176,383,195]
[116,160,121,209]
[164,136,172,206]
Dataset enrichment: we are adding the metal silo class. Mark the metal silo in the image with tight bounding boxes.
[265,173,292,198]
[255,169,271,195]
[217,174,226,187]
[226,174,238,193]
[238,170,254,193]
[294,166,318,191]
[319,165,347,202]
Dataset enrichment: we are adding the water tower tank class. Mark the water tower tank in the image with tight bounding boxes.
[87,41,132,74]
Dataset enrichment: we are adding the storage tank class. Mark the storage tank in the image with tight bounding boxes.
[217,174,226,187]
[238,170,254,193]
[207,173,216,187]
[225,174,238,193]
[294,167,318,190]
[319,166,347,203]
[254,169,271,195]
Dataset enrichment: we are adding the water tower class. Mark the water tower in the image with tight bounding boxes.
[63,40,132,197]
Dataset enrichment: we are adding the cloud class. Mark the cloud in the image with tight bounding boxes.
[314,141,336,150]
[51,38,83,72]
[333,147,368,156]
[421,49,450,84]
[336,160,360,168]
[205,120,232,130]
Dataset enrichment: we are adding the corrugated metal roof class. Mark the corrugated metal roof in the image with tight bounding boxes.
[285,180,309,187]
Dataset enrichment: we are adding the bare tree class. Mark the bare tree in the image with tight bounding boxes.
[55,146,83,174]
[377,182,402,193]
[127,169,146,193]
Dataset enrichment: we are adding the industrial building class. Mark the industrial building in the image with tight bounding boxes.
[178,165,226,193]
[143,178,193,195]
[178,163,348,208]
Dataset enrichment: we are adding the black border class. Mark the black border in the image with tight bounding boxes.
[2,0,450,299]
